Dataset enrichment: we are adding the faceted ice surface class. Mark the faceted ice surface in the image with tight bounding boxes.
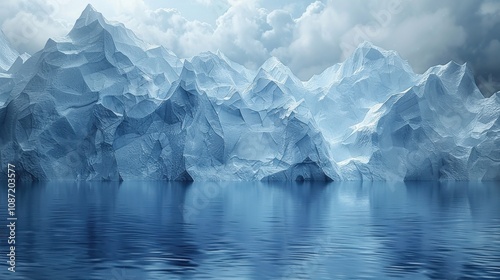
[1,5,499,181]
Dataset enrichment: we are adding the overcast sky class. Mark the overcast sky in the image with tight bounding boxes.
[1,0,499,95]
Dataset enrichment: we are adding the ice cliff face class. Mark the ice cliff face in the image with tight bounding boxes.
[0,5,499,181]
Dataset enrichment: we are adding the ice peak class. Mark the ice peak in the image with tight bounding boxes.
[261,57,292,78]
[424,61,471,82]
[215,50,255,80]
[351,41,387,62]
[259,56,304,85]
[349,42,411,67]
[81,4,102,22]
[215,49,227,60]
[196,51,221,61]
[337,42,415,78]
[72,4,107,30]
[262,56,285,71]
[67,4,151,51]
[356,41,377,50]
[83,4,96,13]
[188,52,229,72]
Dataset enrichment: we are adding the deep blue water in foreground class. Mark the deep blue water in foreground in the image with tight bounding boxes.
[0,182,499,279]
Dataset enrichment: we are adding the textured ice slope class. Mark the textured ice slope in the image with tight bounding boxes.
[0,31,19,72]
[0,5,499,181]
[305,44,500,180]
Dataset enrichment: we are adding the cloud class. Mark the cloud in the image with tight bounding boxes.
[0,0,499,95]
[364,8,467,72]
[212,1,270,68]
[283,1,352,78]
[1,0,69,53]
[124,8,215,58]
[262,9,294,51]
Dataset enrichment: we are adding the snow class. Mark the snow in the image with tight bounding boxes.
[0,5,499,181]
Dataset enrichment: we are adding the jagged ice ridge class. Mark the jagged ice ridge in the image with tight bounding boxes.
[0,5,499,181]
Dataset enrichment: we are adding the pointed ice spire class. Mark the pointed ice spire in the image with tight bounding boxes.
[76,4,106,27]
[338,41,414,78]
[259,56,302,85]
[261,56,285,72]
[349,41,387,63]
[423,61,484,99]
[67,4,150,51]
[216,49,255,80]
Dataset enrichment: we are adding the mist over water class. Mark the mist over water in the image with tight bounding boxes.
[1,181,499,279]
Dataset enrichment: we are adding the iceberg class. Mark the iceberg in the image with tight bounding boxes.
[0,5,498,181]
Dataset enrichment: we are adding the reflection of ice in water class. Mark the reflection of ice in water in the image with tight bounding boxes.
[1,181,499,279]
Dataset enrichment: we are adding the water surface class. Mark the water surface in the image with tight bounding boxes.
[0,181,499,279]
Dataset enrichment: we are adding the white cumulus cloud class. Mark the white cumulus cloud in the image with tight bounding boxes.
[0,0,499,94]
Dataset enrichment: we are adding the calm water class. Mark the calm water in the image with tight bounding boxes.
[0,181,499,280]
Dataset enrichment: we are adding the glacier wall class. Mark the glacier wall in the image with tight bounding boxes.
[0,5,499,181]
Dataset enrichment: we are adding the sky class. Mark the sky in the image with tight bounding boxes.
[0,0,499,96]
